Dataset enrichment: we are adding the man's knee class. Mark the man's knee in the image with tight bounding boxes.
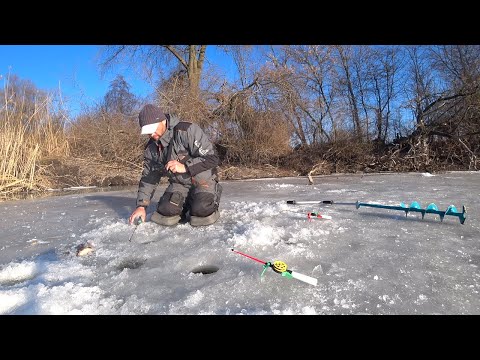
[190,192,216,217]
[157,192,184,216]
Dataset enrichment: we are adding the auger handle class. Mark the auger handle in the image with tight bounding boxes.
[287,200,334,205]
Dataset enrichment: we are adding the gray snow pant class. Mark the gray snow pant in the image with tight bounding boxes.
[157,180,222,218]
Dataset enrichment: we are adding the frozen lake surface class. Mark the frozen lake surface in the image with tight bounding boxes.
[0,171,479,314]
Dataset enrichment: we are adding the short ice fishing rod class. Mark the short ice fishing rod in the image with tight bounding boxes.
[128,216,143,242]
[231,249,318,286]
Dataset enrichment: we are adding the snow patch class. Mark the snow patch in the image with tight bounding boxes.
[0,261,39,285]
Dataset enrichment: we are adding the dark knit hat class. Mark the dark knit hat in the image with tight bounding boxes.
[138,104,167,134]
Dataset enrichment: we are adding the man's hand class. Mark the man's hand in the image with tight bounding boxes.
[165,160,186,174]
[129,207,146,225]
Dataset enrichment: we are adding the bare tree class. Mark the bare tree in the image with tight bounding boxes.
[369,46,402,142]
[284,45,335,145]
[334,45,363,140]
[404,45,437,130]
[1,74,48,125]
[431,45,480,91]
[414,45,480,135]
[103,75,138,115]
[351,45,374,141]
[261,47,309,146]
[388,45,480,171]
[99,45,207,96]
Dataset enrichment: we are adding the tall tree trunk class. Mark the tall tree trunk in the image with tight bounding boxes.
[293,111,308,145]
[187,45,206,96]
[164,45,207,96]
[336,46,362,140]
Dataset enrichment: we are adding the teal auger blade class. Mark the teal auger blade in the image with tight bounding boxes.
[405,201,427,218]
[420,204,466,224]
[356,201,467,224]
[445,205,458,214]
[409,201,422,209]
[425,203,439,211]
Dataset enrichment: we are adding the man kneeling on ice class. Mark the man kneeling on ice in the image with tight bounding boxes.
[129,104,222,227]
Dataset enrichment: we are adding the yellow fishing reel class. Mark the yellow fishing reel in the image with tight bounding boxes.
[261,260,289,278]
[271,260,288,273]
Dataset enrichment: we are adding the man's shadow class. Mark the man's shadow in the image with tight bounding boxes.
[84,192,164,220]
[84,195,148,219]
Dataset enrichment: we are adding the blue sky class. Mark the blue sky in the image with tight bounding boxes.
[0,45,236,118]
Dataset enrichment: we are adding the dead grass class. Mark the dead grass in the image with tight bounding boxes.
[218,164,297,180]
[0,76,69,199]
[37,157,143,189]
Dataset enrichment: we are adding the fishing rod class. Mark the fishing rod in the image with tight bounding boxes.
[286,199,467,224]
[231,248,318,286]
[128,216,143,242]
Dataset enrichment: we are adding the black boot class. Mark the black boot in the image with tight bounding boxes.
[150,211,181,226]
[190,210,220,226]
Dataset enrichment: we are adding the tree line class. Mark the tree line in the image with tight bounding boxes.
[1,45,479,198]
[99,45,479,172]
